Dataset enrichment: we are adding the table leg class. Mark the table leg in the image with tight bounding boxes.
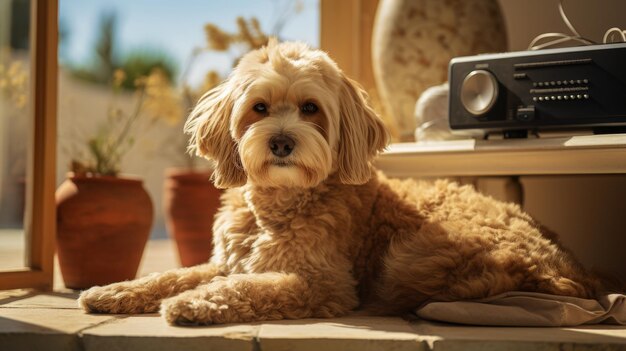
[475,176,524,206]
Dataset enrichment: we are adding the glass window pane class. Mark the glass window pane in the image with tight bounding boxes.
[0,0,31,270]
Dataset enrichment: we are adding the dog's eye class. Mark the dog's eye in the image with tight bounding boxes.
[253,103,268,114]
[301,102,318,115]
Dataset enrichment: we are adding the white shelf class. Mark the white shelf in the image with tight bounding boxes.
[375,134,626,178]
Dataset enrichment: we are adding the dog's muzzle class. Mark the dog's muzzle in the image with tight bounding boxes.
[269,134,295,157]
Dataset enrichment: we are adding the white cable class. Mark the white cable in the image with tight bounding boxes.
[527,0,596,50]
[603,27,626,43]
[558,0,581,38]
[528,0,626,49]
[528,32,594,50]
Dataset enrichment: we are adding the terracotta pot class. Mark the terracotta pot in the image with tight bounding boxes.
[163,168,221,267]
[56,174,153,289]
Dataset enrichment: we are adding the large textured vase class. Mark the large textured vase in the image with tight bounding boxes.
[163,168,221,267]
[372,0,507,141]
[56,174,153,289]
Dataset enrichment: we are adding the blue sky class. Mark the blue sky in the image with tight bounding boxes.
[59,0,319,86]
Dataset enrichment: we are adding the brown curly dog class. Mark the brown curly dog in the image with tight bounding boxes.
[79,40,602,325]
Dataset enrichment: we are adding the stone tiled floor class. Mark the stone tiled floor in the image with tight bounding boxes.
[1,240,626,350]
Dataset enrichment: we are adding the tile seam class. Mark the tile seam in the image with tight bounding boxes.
[75,315,127,336]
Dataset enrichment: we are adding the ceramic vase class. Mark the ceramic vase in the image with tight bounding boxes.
[372,0,507,141]
[56,174,153,289]
[163,168,221,267]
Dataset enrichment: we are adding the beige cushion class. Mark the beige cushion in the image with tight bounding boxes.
[416,291,626,326]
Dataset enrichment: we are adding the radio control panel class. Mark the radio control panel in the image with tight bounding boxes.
[448,43,626,132]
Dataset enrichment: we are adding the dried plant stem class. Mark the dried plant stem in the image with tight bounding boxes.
[108,87,146,161]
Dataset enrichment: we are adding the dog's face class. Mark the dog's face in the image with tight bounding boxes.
[185,40,389,189]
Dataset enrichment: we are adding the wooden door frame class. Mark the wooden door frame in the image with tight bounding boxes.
[320,0,400,138]
[0,0,57,291]
[320,0,378,90]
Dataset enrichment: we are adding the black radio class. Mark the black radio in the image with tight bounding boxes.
[448,43,626,133]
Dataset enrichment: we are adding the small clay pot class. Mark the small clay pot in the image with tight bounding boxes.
[56,174,153,289]
[163,168,221,267]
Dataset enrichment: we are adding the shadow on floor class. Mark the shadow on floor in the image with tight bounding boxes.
[0,290,79,307]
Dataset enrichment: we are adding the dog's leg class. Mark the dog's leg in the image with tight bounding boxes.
[78,263,222,314]
[372,220,600,314]
[160,272,358,325]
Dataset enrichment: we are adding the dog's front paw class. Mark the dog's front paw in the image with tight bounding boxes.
[160,289,254,326]
[78,280,160,314]
[160,294,232,325]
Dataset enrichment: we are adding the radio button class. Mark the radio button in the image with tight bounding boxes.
[461,70,498,116]
[516,106,535,121]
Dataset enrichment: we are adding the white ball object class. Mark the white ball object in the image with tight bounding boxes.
[414,83,483,142]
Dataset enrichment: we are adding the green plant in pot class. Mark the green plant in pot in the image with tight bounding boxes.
[56,68,179,289]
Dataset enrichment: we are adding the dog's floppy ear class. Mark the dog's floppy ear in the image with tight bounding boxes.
[185,80,247,188]
[337,75,389,184]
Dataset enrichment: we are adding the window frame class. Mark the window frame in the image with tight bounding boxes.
[0,0,57,291]
[321,0,400,138]
[320,0,378,89]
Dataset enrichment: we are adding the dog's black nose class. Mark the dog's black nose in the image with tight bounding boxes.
[269,135,295,157]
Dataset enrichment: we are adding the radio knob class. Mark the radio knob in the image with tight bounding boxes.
[460,70,498,116]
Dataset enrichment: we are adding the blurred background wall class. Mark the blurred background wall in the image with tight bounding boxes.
[500,0,626,51]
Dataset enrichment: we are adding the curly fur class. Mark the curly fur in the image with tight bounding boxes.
[79,40,603,325]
